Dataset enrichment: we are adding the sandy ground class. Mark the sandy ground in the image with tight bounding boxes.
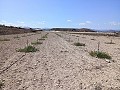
[0,31,120,90]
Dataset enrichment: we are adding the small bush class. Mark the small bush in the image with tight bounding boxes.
[74,42,85,46]
[31,41,42,45]
[17,45,38,53]
[89,51,112,59]
[0,39,10,41]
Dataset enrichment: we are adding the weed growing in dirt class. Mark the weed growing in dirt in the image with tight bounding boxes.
[0,39,10,41]
[31,41,42,45]
[89,51,111,59]
[17,45,38,53]
[74,42,85,46]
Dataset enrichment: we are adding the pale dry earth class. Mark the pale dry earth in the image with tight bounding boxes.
[0,31,120,90]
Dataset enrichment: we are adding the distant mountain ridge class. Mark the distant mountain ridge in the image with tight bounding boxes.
[51,28,96,32]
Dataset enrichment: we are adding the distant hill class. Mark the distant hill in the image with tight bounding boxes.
[0,25,34,35]
[51,28,96,32]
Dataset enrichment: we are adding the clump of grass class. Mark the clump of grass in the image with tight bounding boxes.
[0,80,4,89]
[0,38,10,41]
[89,51,111,59]
[74,42,85,46]
[17,45,38,53]
[31,41,42,45]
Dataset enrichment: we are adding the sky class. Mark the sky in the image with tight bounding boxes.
[0,0,120,30]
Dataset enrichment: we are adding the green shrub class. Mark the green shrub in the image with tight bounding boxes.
[17,45,38,53]
[31,41,42,45]
[89,51,111,59]
[74,42,85,46]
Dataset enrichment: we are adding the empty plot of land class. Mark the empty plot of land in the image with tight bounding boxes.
[0,31,120,90]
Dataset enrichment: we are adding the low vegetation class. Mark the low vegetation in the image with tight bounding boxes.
[89,51,111,59]
[17,45,38,53]
[74,42,85,46]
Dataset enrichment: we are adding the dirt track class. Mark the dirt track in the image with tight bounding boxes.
[0,32,120,90]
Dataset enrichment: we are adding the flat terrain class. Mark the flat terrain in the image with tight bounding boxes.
[0,31,120,90]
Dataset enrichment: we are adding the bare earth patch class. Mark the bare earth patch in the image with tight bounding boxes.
[0,31,120,90]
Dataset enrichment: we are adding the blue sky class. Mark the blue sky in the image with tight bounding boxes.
[0,0,120,29]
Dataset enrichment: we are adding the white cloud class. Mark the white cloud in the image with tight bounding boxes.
[109,21,120,26]
[37,21,47,25]
[0,20,26,27]
[86,21,92,24]
[67,20,72,22]
[79,21,92,26]
[0,20,13,26]
[79,23,86,25]
[17,21,24,24]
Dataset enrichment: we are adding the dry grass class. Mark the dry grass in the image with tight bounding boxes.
[89,51,112,59]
